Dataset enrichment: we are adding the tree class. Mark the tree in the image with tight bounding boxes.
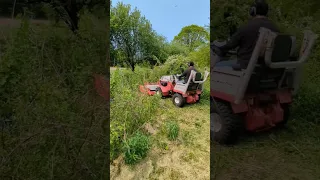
[173,24,209,51]
[110,2,165,71]
[25,0,106,32]
[164,41,189,57]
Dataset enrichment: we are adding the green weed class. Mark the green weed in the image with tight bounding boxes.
[123,132,151,165]
[165,121,180,141]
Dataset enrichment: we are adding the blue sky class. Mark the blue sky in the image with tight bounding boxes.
[111,0,210,42]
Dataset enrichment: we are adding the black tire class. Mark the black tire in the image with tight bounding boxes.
[278,103,290,126]
[156,87,163,98]
[172,93,185,107]
[210,98,243,144]
[196,94,201,103]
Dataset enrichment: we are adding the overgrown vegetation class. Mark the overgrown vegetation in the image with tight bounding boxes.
[211,0,320,179]
[110,2,210,168]
[0,3,108,180]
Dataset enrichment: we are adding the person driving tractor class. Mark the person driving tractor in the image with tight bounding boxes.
[211,0,279,69]
[178,61,198,83]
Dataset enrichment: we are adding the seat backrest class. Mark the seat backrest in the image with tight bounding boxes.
[237,27,298,95]
[187,72,200,91]
[271,35,294,62]
[247,34,294,93]
[194,72,202,81]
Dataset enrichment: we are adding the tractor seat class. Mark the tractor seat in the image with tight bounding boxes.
[247,34,294,93]
[194,72,203,81]
[160,81,168,86]
[248,68,284,93]
[187,72,202,91]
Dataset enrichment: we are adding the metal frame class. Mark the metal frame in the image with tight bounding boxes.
[174,70,209,94]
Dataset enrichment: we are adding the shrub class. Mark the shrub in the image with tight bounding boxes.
[123,132,151,165]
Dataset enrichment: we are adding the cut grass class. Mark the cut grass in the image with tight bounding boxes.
[211,118,320,180]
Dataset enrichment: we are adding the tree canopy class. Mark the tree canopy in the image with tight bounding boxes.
[173,25,209,52]
[110,2,167,71]
[110,3,209,71]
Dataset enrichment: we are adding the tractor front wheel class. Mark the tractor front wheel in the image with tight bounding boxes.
[210,99,243,144]
[156,87,163,98]
[172,93,185,107]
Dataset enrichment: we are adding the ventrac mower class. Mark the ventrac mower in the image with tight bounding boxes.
[140,69,209,107]
[210,27,318,144]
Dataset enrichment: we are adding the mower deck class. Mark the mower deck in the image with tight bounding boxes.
[139,84,159,96]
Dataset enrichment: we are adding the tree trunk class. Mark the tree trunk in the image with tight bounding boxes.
[130,63,135,71]
[63,6,79,32]
[11,0,17,19]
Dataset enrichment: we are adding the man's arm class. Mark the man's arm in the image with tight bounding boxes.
[219,27,244,53]
[181,69,188,77]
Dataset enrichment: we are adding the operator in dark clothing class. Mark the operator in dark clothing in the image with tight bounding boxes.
[213,0,280,69]
[179,61,197,83]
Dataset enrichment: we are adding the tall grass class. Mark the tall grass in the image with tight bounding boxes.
[0,13,108,179]
[110,67,160,160]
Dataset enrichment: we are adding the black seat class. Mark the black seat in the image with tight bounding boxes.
[195,72,202,81]
[160,81,167,86]
[188,72,202,91]
[247,34,293,93]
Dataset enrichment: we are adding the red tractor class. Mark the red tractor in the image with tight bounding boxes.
[210,27,318,144]
[140,69,209,107]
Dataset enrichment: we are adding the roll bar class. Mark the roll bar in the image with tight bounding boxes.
[191,70,210,84]
[263,28,318,68]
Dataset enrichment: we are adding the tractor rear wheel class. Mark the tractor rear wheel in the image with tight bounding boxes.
[278,103,290,126]
[196,94,201,103]
[210,98,243,144]
[172,93,185,107]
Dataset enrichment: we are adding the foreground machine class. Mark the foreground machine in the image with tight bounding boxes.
[210,27,318,144]
[140,70,209,107]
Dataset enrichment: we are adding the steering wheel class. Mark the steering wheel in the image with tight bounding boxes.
[212,40,227,47]
[211,40,237,56]
[173,74,181,81]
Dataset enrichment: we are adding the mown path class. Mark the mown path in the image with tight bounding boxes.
[212,116,320,180]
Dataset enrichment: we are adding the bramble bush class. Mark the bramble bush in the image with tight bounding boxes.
[0,13,108,179]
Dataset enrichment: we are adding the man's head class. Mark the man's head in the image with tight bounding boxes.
[187,61,194,67]
[249,0,269,17]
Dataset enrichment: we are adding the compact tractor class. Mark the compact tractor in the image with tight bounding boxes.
[210,27,318,144]
[140,69,209,107]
